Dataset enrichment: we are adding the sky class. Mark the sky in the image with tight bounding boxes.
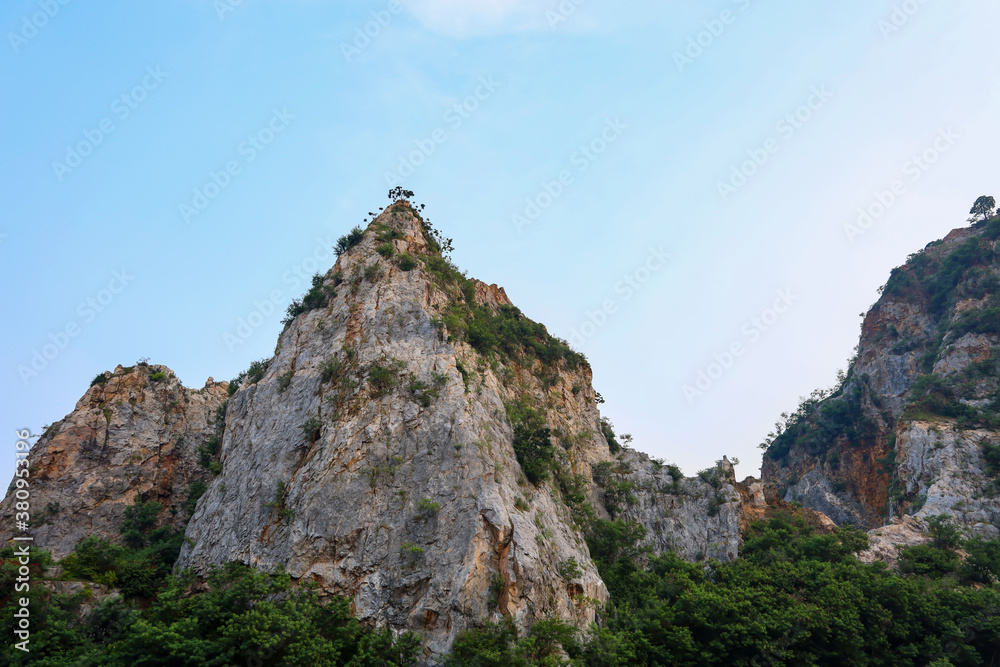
[2,1,999,489]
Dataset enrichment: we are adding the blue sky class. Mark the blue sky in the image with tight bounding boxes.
[2,0,999,488]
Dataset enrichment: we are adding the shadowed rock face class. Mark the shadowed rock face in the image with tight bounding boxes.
[762,218,1000,552]
[0,364,228,559]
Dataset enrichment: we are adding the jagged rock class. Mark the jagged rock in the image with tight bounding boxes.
[0,364,228,559]
[177,203,612,659]
[762,218,1000,554]
[617,454,742,562]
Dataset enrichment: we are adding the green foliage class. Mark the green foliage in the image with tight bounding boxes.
[368,359,403,396]
[148,371,166,382]
[407,372,446,407]
[245,358,270,384]
[364,263,382,282]
[185,480,207,515]
[397,253,418,271]
[197,435,219,470]
[506,399,556,485]
[91,372,108,386]
[277,369,293,392]
[558,557,582,581]
[763,380,878,462]
[445,617,583,667]
[265,480,294,519]
[56,501,185,599]
[600,417,620,453]
[302,414,322,442]
[570,512,1000,666]
[2,560,421,666]
[416,497,442,518]
[969,195,996,222]
[376,242,396,258]
[335,225,365,256]
[284,273,333,324]
[898,544,961,577]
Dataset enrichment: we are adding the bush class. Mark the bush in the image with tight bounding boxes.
[185,481,207,515]
[376,242,395,258]
[91,373,107,386]
[245,358,270,384]
[335,226,365,256]
[368,361,402,396]
[302,415,321,443]
[506,400,555,485]
[898,544,960,577]
[397,253,418,271]
[148,371,166,382]
[364,264,382,282]
[284,273,331,324]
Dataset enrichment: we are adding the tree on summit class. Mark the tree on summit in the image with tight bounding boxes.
[969,195,995,223]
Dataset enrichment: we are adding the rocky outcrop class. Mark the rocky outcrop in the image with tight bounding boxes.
[762,216,1000,554]
[0,364,228,559]
[615,454,743,562]
[177,203,613,659]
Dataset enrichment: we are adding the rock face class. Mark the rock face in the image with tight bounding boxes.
[0,198,836,661]
[0,364,228,559]
[762,218,1000,552]
[614,454,743,562]
[177,203,614,658]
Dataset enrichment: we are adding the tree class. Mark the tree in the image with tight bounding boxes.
[969,195,995,223]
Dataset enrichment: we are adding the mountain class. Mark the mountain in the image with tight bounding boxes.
[2,196,799,662]
[762,217,1000,553]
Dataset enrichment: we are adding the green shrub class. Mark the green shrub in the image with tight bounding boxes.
[368,361,402,396]
[276,370,293,392]
[416,497,441,518]
[397,253,418,271]
[283,273,332,324]
[506,400,555,485]
[302,415,321,443]
[245,358,270,384]
[558,557,582,581]
[184,481,208,515]
[335,226,365,256]
[91,373,108,386]
[898,544,960,577]
[148,372,166,382]
[376,242,395,258]
[364,264,382,282]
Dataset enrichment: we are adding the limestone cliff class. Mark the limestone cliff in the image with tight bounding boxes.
[0,364,228,559]
[762,217,1000,552]
[1,197,817,662]
[176,202,615,656]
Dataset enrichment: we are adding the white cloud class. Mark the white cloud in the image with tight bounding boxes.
[400,0,555,37]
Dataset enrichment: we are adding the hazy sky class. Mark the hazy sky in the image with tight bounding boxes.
[3,1,999,488]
